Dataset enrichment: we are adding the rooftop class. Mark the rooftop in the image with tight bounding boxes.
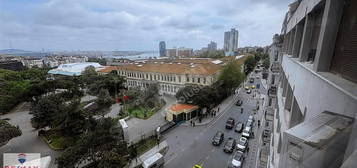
[117,62,222,75]
[48,62,104,76]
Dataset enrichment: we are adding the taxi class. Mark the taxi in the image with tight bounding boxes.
[193,165,202,168]
[251,85,256,89]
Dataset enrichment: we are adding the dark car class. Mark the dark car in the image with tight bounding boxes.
[224,137,236,153]
[212,131,224,146]
[249,78,254,83]
[236,100,243,106]
[234,122,244,133]
[226,117,235,129]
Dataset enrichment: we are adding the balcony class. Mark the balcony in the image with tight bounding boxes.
[268,86,277,97]
[270,62,281,73]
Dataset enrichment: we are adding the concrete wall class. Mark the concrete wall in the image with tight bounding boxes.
[286,0,323,32]
[281,55,357,119]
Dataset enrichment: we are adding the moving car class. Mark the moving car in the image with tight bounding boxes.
[234,122,244,133]
[242,126,251,138]
[224,137,236,153]
[236,100,243,106]
[228,151,244,168]
[193,165,202,168]
[212,131,224,146]
[249,78,254,83]
[246,89,252,94]
[226,117,235,129]
[236,137,248,152]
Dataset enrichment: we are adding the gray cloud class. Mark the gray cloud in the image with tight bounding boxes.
[0,0,292,51]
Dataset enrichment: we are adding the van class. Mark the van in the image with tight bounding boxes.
[242,126,251,138]
[143,153,164,168]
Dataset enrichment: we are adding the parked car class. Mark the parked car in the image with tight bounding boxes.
[212,131,224,146]
[226,117,235,129]
[251,85,256,89]
[249,78,254,83]
[242,126,251,138]
[246,120,253,127]
[236,100,243,106]
[224,137,236,153]
[246,89,252,94]
[234,122,244,133]
[236,137,248,152]
[244,86,250,90]
[228,151,245,168]
[248,115,254,123]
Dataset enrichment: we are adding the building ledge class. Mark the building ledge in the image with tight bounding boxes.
[284,55,357,101]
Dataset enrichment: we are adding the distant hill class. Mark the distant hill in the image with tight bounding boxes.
[0,49,32,54]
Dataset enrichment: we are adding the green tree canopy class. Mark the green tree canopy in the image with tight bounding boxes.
[0,120,22,146]
[56,117,127,168]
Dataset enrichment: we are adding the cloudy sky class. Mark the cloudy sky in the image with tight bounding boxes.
[0,0,291,51]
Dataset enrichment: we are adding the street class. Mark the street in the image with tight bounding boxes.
[163,73,267,168]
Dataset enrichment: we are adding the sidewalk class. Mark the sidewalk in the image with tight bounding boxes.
[182,88,242,127]
[128,141,168,168]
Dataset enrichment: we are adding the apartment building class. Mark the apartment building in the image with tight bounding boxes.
[267,0,357,168]
[116,61,222,95]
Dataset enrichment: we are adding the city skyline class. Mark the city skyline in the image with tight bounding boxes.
[0,0,291,51]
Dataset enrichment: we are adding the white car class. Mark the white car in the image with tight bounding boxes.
[242,126,251,138]
[248,115,254,123]
[236,137,248,152]
[229,151,244,168]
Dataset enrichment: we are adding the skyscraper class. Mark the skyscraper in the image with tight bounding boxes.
[223,28,239,52]
[159,41,166,57]
[207,41,217,51]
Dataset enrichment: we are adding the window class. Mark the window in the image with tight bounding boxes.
[192,77,195,83]
[186,77,189,82]
[203,77,206,84]
[198,78,200,83]
[179,76,181,83]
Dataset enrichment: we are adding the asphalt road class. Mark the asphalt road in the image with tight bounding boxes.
[164,75,266,168]
[0,102,59,167]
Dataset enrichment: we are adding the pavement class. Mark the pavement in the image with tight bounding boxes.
[163,71,267,168]
[126,95,177,144]
[128,141,168,168]
[0,102,59,168]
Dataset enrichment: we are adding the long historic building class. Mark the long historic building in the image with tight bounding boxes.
[115,59,226,95]
[266,0,357,168]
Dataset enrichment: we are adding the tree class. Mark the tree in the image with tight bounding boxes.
[53,100,86,137]
[244,56,257,75]
[218,60,245,93]
[56,117,128,168]
[30,95,64,129]
[176,84,201,104]
[81,66,98,85]
[263,57,270,69]
[0,120,22,146]
[95,89,115,116]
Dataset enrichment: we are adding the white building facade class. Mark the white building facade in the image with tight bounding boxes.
[267,0,357,168]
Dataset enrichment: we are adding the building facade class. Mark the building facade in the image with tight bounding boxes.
[224,28,239,53]
[116,61,222,95]
[267,0,357,168]
[159,41,166,57]
[207,41,217,51]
